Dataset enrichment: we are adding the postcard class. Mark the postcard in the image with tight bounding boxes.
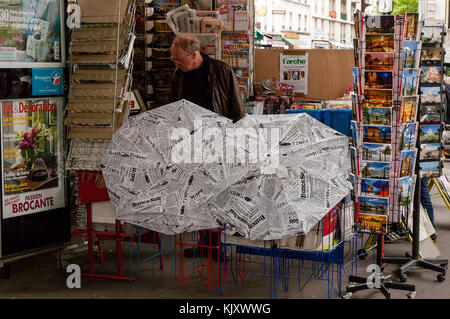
[397,176,413,206]
[399,149,416,177]
[419,161,441,178]
[366,34,395,53]
[400,96,418,124]
[363,125,392,144]
[420,104,441,123]
[420,143,441,161]
[402,68,420,96]
[361,161,390,179]
[361,178,390,198]
[421,66,442,84]
[362,143,391,162]
[365,71,393,90]
[364,89,393,108]
[400,123,417,151]
[365,15,395,34]
[350,146,358,174]
[420,124,441,143]
[402,41,420,69]
[351,120,359,146]
[420,86,441,104]
[358,213,387,233]
[352,67,360,94]
[359,196,389,216]
[354,12,361,39]
[364,52,394,71]
[351,93,361,122]
[363,106,392,125]
[354,38,359,67]
[403,13,419,41]
[421,26,443,44]
[421,47,443,66]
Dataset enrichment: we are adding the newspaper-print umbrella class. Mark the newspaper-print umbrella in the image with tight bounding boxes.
[102,100,351,239]
[208,114,352,240]
[100,99,260,234]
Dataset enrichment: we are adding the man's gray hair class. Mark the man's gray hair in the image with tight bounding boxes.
[172,34,201,54]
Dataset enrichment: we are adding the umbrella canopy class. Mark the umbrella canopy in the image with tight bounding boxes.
[100,99,258,234]
[101,100,352,239]
[208,114,352,240]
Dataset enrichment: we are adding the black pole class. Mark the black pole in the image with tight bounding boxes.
[412,170,421,259]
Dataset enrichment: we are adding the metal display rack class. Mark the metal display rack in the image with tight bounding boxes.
[344,12,421,299]
[145,0,178,110]
[382,22,448,284]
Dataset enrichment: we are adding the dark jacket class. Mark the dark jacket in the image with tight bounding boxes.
[171,52,245,122]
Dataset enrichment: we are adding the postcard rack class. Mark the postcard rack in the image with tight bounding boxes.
[417,24,446,179]
[346,12,423,299]
[382,22,448,284]
[346,12,447,298]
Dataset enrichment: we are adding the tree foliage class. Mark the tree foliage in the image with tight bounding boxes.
[392,0,418,15]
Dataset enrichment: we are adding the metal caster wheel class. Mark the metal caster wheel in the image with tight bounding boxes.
[399,273,408,282]
[437,274,446,282]
[342,292,352,299]
[358,249,367,259]
[406,291,416,299]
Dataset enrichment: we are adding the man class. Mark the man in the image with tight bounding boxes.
[170,35,245,259]
[170,34,245,122]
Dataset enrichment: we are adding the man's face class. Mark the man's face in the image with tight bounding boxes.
[170,44,196,72]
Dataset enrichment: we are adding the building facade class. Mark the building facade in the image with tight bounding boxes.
[254,0,373,48]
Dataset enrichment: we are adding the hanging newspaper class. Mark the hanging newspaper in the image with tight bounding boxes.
[101,100,351,239]
[280,54,308,95]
